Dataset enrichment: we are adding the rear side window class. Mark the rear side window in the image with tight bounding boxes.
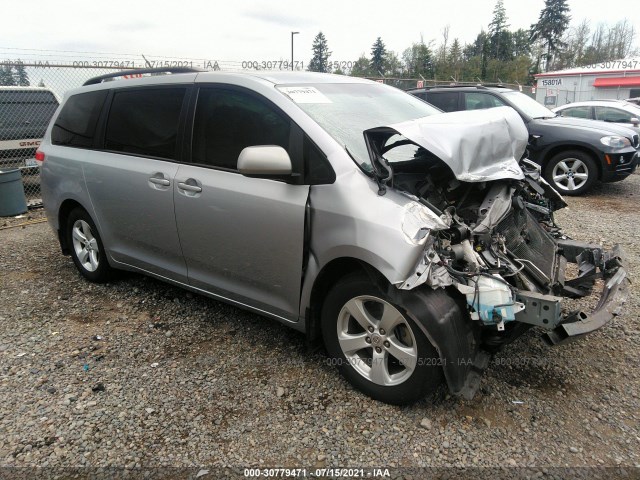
[105,88,186,160]
[52,90,107,147]
[464,92,507,110]
[192,88,290,170]
[425,92,459,112]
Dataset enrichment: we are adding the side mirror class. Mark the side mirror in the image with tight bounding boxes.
[237,146,292,177]
[630,117,639,126]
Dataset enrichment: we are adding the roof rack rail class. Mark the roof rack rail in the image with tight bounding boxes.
[83,67,206,86]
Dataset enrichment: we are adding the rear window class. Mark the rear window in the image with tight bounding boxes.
[52,90,108,147]
[1,90,59,131]
[0,90,57,104]
[104,88,186,160]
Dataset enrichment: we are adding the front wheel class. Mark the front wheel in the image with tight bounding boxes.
[66,207,113,283]
[321,273,444,405]
[544,150,597,196]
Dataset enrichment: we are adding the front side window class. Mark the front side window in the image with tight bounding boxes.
[104,88,186,160]
[558,106,592,119]
[192,88,290,170]
[595,106,636,124]
[52,90,107,147]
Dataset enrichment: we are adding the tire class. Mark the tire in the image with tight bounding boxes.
[543,150,597,196]
[321,273,444,405]
[66,207,113,283]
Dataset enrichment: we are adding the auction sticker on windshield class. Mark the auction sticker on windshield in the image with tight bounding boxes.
[278,86,332,104]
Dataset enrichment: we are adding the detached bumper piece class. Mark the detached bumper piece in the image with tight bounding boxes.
[515,243,629,346]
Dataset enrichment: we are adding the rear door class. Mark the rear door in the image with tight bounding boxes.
[174,86,309,320]
[83,86,190,282]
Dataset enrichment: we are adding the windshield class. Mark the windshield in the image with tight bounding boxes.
[277,83,440,170]
[501,90,555,119]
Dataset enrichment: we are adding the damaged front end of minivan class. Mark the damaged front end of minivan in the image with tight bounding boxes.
[364,107,629,399]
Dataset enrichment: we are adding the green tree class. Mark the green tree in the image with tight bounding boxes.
[402,42,434,78]
[449,38,462,80]
[370,37,387,75]
[308,32,332,73]
[0,64,16,86]
[384,51,403,77]
[37,79,46,87]
[530,0,571,71]
[350,55,371,77]
[14,60,30,86]
[488,0,511,60]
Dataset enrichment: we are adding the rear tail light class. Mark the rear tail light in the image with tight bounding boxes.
[35,150,45,165]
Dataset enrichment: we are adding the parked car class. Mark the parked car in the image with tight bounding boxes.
[39,69,628,405]
[627,97,640,106]
[552,100,640,134]
[407,85,639,195]
[0,86,59,170]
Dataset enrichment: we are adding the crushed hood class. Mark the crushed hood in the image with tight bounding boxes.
[369,106,529,182]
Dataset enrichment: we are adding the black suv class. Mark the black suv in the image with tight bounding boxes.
[407,86,639,195]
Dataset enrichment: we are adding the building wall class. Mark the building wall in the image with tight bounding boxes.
[535,73,640,107]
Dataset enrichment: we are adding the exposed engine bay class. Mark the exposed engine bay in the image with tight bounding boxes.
[364,107,629,355]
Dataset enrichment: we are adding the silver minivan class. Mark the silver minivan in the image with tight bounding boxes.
[39,69,628,405]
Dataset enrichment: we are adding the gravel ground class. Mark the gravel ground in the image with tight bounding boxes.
[0,175,639,476]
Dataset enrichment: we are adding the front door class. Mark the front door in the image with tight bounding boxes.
[174,86,309,320]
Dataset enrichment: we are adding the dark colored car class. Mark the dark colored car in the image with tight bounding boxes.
[407,86,639,195]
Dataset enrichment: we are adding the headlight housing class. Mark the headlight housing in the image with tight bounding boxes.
[600,135,631,148]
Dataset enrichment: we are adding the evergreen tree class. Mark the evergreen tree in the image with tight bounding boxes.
[308,32,332,73]
[449,38,462,80]
[37,79,46,87]
[14,60,30,86]
[530,0,571,71]
[402,42,434,78]
[370,37,387,76]
[0,65,17,86]
[488,0,510,60]
[383,51,403,77]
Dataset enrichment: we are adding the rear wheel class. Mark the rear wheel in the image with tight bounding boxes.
[321,273,443,405]
[544,150,597,195]
[66,207,113,283]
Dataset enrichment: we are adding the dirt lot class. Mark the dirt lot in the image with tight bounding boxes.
[0,175,639,477]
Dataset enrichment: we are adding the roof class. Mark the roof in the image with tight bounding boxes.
[0,86,55,92]
[535,57,640,77]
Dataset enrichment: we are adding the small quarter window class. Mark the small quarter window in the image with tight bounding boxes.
[52,90,107,147]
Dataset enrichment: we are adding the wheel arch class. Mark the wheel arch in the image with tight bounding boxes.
[57,199,88,255]
[305,257,389,346]
[540,144,602,180]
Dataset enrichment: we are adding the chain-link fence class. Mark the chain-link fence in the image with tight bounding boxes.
[1,63,147,206]
[0,57,528,207]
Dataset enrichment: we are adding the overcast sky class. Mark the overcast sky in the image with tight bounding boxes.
[2,0,638,65]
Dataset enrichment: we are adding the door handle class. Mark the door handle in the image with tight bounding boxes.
[149,177,170,186]
[177,182,202,193]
